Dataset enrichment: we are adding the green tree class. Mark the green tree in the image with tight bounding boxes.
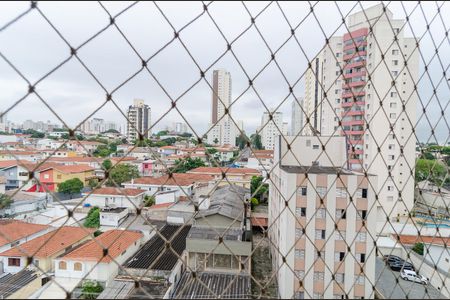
[144,195,155,207]
[250,133,263,150]
[58,178,84,198]
[236,132,248,150]
[84,207,100,228]
[93,145,111,157]
[415,159,446,184]
[88,178,98,190]
[107,164,139,186]
[419,152,435,160]
[251,176,269,202]
[206,148,218,155]
[412,242,424,255]
[102,159,112,171]
[81,280,104,299]
[250,197,259,210]
[0,194,12,210]
[213,138,219,145]
[172,157,206,173]
[156,130,169,137]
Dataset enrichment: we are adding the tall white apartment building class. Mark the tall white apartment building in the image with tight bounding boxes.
[302,4,419,221]
[260,110,288,151]
[269,135,377,299]
[291,98,305,137]
[207,69,237,146]
[126,99,151,141]
[0,112,7,132]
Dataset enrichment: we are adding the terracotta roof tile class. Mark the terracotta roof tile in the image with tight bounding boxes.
[0,220,49,247]
[0,226,94,258]
[42,164,95,173]
[130,173,214,186]
[394,234,450,246]
[61,230,142,262]
[187,167,260,175]
[89,187,146,197]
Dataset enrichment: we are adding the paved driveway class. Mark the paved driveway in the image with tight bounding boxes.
[375,257,443,299]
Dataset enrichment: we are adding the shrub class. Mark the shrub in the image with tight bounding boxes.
[412,242,424,256]
[81,280,104,299]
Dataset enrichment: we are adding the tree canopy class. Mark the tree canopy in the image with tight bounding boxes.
[251,175,269,202]
[415,159,447,184]
[107,164,140,186]
[171,157,206,173]
[58,178,84,196]
[250,133,263,150]
[83,207,100,228]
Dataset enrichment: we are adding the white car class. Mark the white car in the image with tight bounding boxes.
[400,269,429,285]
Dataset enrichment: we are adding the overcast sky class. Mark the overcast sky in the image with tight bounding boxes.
[0,1,448,143]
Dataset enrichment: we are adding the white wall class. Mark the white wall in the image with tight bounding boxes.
[84,194,143,211]
[1,256,27,273]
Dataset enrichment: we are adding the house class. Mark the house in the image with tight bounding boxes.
[82,187,146,212]
[54,230,143,285]
[0,150,43,162]
[35,164,96,192]
[122,173,214,204]
[157,145,179,157]
[0,190,50,218]
[39,149,77,158]
[0,220,50,254]
[187,167,260,189]
[0,269,41,299]
[0,175,5,193]
[0,161,36,190]
[66,140,104,155]
[45,156,103,169]
[100,207,129,227]
[0,226,94,274]
[35,139,64,150]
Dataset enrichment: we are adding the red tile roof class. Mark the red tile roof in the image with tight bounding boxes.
[188,167,260,175]
[394,234,450,246]
[61,230,142,262]
[0,220,49,247]
[251,217,268,227]
[148,202,174,209]
[130,173,214,186]
[89,187,146,197]
[0,226,94,258]
[42,164,95,174]
[45,157,101,163]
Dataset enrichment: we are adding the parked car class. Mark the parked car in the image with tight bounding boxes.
[385,255,403,264]
[400,269,429,285]
[388,260,415,272]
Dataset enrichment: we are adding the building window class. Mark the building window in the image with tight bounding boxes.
[356,275,365,285]
[313,272,325,281]
[315,229,326,240]
[296,229,304,239]
[299,187,307,196]
[34,259,39,267]
[335,231,346,240]
[392,49,399,55]
[335,252,345,262]
[317,208,326,219]
[387,186,393,191]
[357,232,367,242]
[295,249,305,260]
[336,187,347,198]
[296,207,307,217]
[313,293,324,299]
[295,270,305,280]
[74,262,82,271]
[388,144,395,150]
[59,261,67,270]
[336,209,346,219]
[336,273,345,283]
[392,71,398,76]
[390,113,396,119]
[357,253,366,263]
[392,60,399,66]
[357,210,367,220]
[314,250,325,260]
[316,186,327,197]
[8,258,20,267]
[391,92,397,98]
[389,155,395,160]
[294,291,305,299]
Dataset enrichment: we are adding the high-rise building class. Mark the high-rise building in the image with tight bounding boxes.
[269,135,377,299]
[127,99,151,141]
[291,98,304,137]
[302,4,419,220]
[260,110,287,151]
[207,69,236,146]
[0,111,6,132]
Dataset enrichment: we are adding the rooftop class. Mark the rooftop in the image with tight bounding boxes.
[128,173,214,187]
[393,234,450,246]
[61,229,143,263]
[89,187,146,197]
[280,165,354,175]
[124,224,191,271]
[41,164,95,174]
[172,272,251,299]
[0,270,37,299]
[188,226,242,241]
[188,167,260,175]
[0,220,49,247]
[0,226,94,258]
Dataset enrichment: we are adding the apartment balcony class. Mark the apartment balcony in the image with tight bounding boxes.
[343,60,366,70]
[341,119,365,126]
[341,110,365,117]
[343,40,367,51]
[343,28,369,41]
[343,70,366,79]
[341,91,365,98]
[341,101,365,108]
[343,130,365,135]
[343,51,367,61]
[348,139,364,145]
[349,149,364,155]
[348,158,363,165]
[342,80,366,89]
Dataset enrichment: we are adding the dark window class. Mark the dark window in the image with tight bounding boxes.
[321,230,326,239]
[8,258,20,266]
[301,187,307,196]
[360,253,366,263]
[339,252,345,261]
[301,207,306,217]
[361,210,367,220]
[362,188,368,198]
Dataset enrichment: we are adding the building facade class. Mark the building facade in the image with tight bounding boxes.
[302,4,419,220]
[269,136,377,299]
[207,69,236,146]
[127,99,151,142]
[260,111,288,151]
[291,98,305,137]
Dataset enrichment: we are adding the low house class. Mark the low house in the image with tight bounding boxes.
[36,164,95,192]
[66,140,104,155]
[157,146,179,157]
[123,173,214,204]
[187,167,260,189]
[0,220,50,254]
[0,190,50,218]
[0,150,43,162]
[100,207,129,227]
[0,175,5,193]
[0,161,34,190]
[83,187,146,212]
[0,226,94,274]
[45,156,103,169]
[54,230,143,285]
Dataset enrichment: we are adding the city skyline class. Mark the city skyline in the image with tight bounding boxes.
[0,2,448,143]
